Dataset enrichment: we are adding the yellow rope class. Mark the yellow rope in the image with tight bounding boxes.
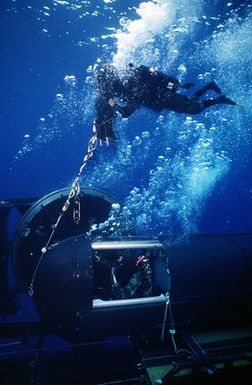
[29,133,97,296]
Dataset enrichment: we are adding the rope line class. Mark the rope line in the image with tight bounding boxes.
[28,133,97,296]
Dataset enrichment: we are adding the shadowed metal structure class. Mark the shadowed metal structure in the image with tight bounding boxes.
[32,235,170,341]
[10,188,170,341]
[7,188,252,343]
[11,187,118,293]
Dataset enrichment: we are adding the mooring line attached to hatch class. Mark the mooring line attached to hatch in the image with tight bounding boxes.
[28,133,98,297]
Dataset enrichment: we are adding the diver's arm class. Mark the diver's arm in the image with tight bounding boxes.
[108,98,137,118]
[114,103,137,118]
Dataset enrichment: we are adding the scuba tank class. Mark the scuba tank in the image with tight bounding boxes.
[134,65,180,91]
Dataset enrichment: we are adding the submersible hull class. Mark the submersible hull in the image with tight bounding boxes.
[10,188,252,341]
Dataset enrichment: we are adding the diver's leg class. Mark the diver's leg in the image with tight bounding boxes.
[192,81,222,99]
[160,93,197,113]
[179,95,237,114]
[162,93,237,115]
[202,95,237,109]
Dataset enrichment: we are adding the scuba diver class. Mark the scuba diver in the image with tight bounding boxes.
[93,63,237,143]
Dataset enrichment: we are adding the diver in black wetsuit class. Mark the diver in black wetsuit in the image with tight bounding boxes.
[93,64,237,142]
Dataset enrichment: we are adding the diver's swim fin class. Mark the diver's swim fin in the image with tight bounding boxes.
[218,95,237,105]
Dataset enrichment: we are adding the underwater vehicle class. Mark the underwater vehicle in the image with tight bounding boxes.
[10,187,171,341]
[9,187,252,343]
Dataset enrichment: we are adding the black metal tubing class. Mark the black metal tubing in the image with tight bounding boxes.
[0,199,37,314]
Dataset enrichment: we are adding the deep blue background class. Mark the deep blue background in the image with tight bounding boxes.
[0,1,252,360]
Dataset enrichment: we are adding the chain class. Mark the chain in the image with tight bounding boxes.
[28,134,97,296]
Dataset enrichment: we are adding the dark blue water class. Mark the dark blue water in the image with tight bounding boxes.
[1,0,252,236]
